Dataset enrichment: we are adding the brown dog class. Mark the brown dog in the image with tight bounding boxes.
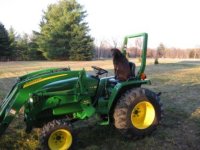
[111,48,131,81]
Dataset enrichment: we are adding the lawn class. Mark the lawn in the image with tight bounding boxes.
[0,58,200,150]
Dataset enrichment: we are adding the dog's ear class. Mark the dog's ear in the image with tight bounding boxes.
[110,48,115,54]
[111,48,116,57]
[111,48,121,56]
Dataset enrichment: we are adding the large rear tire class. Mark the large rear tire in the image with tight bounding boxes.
[40,120,73,150]
[113,88,162,138]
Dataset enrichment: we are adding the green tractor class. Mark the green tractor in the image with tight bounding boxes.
[0,33,162,149]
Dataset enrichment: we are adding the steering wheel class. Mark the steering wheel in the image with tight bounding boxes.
[91,66,108,76]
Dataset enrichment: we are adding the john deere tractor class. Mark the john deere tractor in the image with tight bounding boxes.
[0,33,162,149]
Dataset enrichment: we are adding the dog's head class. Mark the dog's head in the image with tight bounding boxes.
[111,48,122,57]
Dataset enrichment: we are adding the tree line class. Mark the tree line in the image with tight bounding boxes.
[1,0,199,61]
[93,42,200,59]
[0,0,94,61]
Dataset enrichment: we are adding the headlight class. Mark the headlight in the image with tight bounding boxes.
[29,98,33,103]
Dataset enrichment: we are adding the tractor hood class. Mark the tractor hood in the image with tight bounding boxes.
[41,77,78,92]
[18,68,70,82]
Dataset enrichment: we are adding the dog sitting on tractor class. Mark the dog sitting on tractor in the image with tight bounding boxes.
[111,48,131,81]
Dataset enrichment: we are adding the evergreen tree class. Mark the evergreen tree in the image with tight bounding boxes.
[28,31,45,60]
[69,31,94,60]
[15,33,29,60]
[8,27,17,59]
[0,23,11,60]
[38,0,94,60]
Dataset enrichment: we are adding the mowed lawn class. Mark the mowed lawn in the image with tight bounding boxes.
[0,58,200,150]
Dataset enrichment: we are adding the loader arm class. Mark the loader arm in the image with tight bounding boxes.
[0,82,25,135]
[0,68,78,136]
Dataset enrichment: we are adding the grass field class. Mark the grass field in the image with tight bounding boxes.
[0,58,200,150]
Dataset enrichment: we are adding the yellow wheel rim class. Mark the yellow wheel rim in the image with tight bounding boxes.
[131,101,155,129]
[48,129,72,150]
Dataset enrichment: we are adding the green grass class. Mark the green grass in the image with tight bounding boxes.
[1,59,200,149]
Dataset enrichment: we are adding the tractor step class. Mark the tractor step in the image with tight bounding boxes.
[99,120,109,125]
[98,115,109,125]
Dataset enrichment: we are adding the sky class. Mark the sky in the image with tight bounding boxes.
[0,0,200,48]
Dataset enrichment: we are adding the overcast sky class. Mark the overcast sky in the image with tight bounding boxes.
[0,0,200,48]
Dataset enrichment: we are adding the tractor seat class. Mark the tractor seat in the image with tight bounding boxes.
[129,62,136,77]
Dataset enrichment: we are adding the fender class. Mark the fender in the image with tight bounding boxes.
[107,79,151,112]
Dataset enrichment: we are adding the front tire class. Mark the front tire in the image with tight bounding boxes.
[113,88,162,138]
[40,120,73,150]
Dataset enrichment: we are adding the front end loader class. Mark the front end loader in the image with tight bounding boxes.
[0,33,162,150]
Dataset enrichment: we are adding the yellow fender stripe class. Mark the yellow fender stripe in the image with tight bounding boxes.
[23,74,67,88]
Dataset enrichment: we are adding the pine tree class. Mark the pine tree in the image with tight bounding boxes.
[15,33,29,60]
[8,27,17,59]
[28,31,45,60]
[0,23,11,60]
[69,32,94,60]
[37,0,94,60]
